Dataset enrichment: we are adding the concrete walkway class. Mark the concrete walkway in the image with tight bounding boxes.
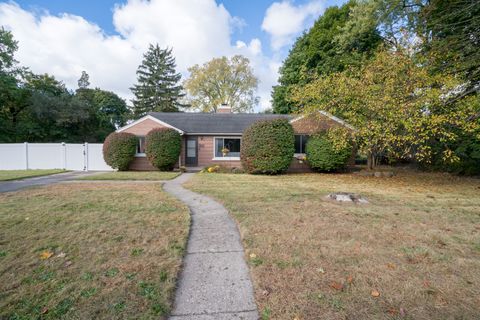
[0,171,101,193]
[163,173,258,320]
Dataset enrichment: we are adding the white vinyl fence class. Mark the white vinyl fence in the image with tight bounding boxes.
[0,143,113,171]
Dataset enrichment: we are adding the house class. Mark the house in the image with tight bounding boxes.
[116,104,353,172]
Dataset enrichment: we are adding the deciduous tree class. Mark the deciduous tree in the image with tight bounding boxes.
[184,55,259,113]
[291,50,477,169]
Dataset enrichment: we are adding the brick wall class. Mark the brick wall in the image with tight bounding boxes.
[291,113,342,134]
[122,118,167,136]
[196,136,242,168]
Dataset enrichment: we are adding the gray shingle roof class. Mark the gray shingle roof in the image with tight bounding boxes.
[148,112,293,134]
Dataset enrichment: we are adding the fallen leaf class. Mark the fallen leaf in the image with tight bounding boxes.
[387,263,396,270]
[347,275,353,284]
[423,280,430,288]
[41,307,48,314]
[387,307,397,315]
[249,253,257,259]
[65,261,72,267]
[330,281,344,291]
[317,267,325,274]
[40,251,53,260]
[56,252,66,258]
[371,290,380,297]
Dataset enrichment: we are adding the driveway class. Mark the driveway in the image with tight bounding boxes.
[0,171,102,193]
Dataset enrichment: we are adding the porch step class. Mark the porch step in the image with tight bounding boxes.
[184,167,203,173]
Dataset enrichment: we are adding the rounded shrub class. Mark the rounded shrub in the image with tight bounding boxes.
[103,132,137,171]
[145,128,181,171]
[241,118,295,174]
[306,132,353,172]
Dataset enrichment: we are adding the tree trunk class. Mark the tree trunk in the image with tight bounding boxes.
[367,151,376,170]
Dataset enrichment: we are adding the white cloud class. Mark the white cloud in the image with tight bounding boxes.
[262,0,324,50]
[0,0,279,111]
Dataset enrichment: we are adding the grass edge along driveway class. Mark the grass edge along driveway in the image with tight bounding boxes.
[185,171,480,320]
[0,169,67,181]
[78,171,180,181]
[0,182,190,319]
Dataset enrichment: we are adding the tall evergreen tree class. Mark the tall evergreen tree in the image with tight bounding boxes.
[131,44,184,116]
[77,71,90,89]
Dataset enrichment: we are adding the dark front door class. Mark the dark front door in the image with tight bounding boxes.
[185,137,198,166]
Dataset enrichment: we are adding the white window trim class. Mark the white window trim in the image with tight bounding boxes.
[294,134,309,154]
[135,136,146,157]
[213,157,241,161]
[213,136,242,161]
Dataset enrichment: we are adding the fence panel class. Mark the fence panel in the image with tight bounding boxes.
[65,144,86,171]
[0,143,113,171]
[86,144,111,171]
[0,144,26,170]
[28,143,63,169]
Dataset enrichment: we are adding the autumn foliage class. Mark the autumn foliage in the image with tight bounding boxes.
[103,132,137,171]
[241,118,294,174]
[145,128,181,171]
[306,131,353,171]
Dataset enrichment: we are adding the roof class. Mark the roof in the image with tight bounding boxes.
[147,112,292,134]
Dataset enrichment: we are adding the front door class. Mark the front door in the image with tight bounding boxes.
[185,137,198,166]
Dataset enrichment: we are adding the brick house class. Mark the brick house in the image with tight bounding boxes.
[116,105,353,172]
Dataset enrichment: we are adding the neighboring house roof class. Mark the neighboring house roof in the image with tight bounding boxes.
[148,112,292,134]
[117,111,353,135]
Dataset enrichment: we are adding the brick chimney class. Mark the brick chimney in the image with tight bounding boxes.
[217,103,231,113]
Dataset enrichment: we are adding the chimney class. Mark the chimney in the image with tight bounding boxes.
[217,103,231,113]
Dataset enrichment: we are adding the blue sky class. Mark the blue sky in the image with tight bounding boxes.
[3,0,347,110]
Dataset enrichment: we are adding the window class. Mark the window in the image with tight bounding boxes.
[215,137,241,158]
[137,136,145,154]
[294,135,309,154]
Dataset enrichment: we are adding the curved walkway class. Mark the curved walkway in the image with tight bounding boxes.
[163,173,258,320]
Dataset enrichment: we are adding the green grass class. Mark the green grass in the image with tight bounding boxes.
[78,171,180,181]
[186,170,480,320]
[0,183,190,319]
[0,169,67,181]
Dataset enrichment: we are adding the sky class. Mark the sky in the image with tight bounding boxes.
[0,0,346,111]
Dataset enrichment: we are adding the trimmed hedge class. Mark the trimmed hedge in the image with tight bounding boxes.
[103,132,138,171]
[145,128,181,171]
[306,132,353,171]
[241,118,295,174]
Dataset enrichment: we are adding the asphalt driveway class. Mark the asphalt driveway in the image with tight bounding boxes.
[0,171,102,192]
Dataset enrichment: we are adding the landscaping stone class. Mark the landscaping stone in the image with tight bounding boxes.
[328,192,369,204]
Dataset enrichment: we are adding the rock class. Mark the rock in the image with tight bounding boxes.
[334,194,354,202]
[374,172,383,177]
[328,192,369,204]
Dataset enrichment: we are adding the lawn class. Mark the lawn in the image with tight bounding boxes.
[0,183,190,319]
[0,169,67,181]
[185,171,480,319]
[78,171,180,181]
